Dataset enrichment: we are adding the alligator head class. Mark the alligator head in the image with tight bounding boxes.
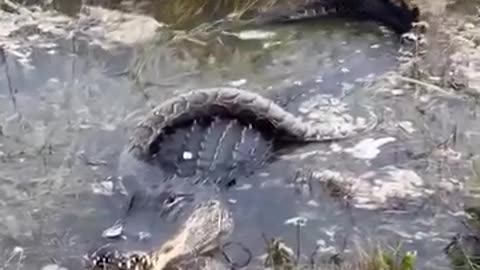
[84,180,223,270]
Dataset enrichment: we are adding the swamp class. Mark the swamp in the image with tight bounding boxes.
[1,0,480,269]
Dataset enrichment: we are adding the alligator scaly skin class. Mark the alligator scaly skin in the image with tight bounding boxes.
[152,116,274,187]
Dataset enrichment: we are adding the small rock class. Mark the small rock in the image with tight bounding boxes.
[284,216,307,226]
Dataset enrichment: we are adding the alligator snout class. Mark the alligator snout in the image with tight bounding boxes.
[103,185,198,241]
[85,182,217,268]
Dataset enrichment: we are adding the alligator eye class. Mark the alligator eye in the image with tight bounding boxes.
[164,194,177,205]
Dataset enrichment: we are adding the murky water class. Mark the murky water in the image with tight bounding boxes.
[0,1,479,270]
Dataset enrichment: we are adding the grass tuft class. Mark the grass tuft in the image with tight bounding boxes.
[261,237,417,270]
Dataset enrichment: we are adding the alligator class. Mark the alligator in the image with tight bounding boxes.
[84,87,378,269]
[255,0,420,35]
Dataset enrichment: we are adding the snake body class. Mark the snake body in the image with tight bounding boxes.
[255,0,420,35]
[129,87,377,160]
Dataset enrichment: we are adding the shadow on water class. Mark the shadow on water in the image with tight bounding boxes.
[0,1,479,269]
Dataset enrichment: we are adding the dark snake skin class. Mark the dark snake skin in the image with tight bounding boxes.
[255,0,419,35]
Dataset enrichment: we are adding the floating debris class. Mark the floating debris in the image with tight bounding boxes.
[234,183,252,191]
[340,67,350,73]
[311,168,431,210]
[330,143,343,153]
[182,151,193,160]
[391,89,405,96]
[307,200,319,207]
[284,216,307,226]
[234,30,276,40]
[102,221,123,238]
[263,41,282,49]
[344,137,396,160]
[397,121,416,134]
[91,181,114,196]
[341,82,354,91]
[138,231,152,241]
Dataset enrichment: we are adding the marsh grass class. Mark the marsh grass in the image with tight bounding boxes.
[110,0,286,30]
[340,245,416,270]
[448,157,480,270]
[261,237,417,270]
[444,231,480,270]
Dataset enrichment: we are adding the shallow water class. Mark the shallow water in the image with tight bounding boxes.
[0,2,478,270]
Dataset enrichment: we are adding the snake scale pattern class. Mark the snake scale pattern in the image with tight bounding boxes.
[256,0,420,34]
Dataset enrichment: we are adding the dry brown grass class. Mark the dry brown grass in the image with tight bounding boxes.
[130,0,287,29]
